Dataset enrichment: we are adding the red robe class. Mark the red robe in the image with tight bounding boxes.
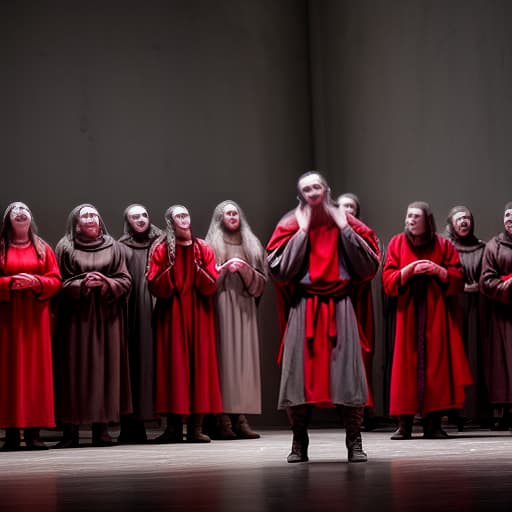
[382,233,472,416]
[148,239,223,415]
[0,243,61,428]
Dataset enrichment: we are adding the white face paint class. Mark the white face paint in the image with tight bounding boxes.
[172,206,191,231]
[338,196,358,217]
[298,174,327,207]
[405,207,426,237]
[504,208,512,236]
[222,203,240,232]
[78,206,101,239]
[127,205,150,234]
[452,211,472,238]
[9,203,32,238]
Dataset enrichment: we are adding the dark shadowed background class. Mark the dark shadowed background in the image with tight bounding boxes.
[2,0,511,426]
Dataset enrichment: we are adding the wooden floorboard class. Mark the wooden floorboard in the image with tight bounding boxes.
[1,427,511,511]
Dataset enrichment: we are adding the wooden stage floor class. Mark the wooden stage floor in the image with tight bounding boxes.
[1,427,511,512]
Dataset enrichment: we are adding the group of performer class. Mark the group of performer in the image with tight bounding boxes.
[0,172,511,465]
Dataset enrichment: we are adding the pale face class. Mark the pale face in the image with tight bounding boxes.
[127,205,150,234]
[504,208,512,236]
[9,203,32,236]
[172,206,191,231]
[339,196,358,217]
[405,207,426,237]
[298,174,327,207]
[78,206,101,239]
[452,211,472,238]
[222,203,240,232]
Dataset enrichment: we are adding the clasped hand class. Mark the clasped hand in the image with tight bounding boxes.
[11,273,39,291]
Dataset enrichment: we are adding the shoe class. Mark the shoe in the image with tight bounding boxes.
[53,425,80,449]
[390,428,412,440]
[232,414,260,439]
[53,438,79,449]
[24,428,48,450]
[287,434,309,463]
[348,443,368,463]
[423,427,449,439]
[91,423,116,447]
[1,428,21,451]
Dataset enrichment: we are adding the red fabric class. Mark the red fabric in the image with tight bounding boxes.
[267,210,379,406]
[148,239,223,415]
[0,244,61,428]
[500,273,512,281]
[382,233,473,415]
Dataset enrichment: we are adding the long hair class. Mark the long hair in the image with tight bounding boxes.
[206,200,266,272]
[0,202,45,265]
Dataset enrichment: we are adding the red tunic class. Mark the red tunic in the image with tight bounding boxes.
[382,233,472,416]
[0,243,61,428]
[148,239,223,415]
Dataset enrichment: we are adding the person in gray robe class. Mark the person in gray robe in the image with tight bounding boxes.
[266,172,380,464]
[205,200,266,439]
[118,204,162,443]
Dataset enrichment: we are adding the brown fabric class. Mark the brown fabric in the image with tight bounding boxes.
[54,238,132,424]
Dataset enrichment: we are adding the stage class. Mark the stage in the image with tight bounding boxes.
[1,427,511,512]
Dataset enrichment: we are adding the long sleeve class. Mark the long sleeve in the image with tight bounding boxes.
[147,242,175,299]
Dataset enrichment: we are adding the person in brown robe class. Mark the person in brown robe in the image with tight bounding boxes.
[118,204,162,444]
[445,206,488,429]
[205,200,267,440]
[480,202,512,430]
[53,204,132,448]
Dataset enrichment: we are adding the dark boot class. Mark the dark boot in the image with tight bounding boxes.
[343,406,367,463]
[390,415,414,440]
[423,412,449,439]
[2,428,21,451]
[92,422,115,447]
[186,414,211,443]
[118,416,148,444]
[286,405,311,463]
[152,414,184,443]
[24,428,48,450]
[53,424,79,449]
[213,414,237,440]
[231,414,260,439]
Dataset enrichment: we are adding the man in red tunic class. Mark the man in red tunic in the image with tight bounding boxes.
[383,201,472,439]
[147,205,223,443]
[267,172,380,463]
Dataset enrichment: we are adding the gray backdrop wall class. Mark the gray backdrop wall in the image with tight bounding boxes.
[2,0,511,426]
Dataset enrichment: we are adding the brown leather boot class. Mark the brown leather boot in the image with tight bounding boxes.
[186,414,211,443]
[214,414,237,440]
[286,405,311,463]
[231,414,260,439]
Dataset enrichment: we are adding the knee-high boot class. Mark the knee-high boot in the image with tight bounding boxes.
[286,405,312,463]
[343,406,368,463]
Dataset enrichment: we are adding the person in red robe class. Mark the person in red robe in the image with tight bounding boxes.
[147,205,223,443]
[0,202,61,450]
[267,172,380,463]
[383,201,472,440]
